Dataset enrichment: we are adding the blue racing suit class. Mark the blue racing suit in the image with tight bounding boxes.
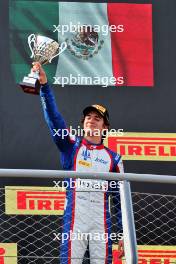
[40,83,124,264]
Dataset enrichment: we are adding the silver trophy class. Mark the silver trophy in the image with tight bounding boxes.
[20,34,67,94]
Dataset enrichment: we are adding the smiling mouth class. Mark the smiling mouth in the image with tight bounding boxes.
[86,125,97,129]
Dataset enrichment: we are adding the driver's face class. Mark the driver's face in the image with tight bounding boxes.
[83,111,107,136]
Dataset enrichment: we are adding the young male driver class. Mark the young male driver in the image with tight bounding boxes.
[32,62,124,264]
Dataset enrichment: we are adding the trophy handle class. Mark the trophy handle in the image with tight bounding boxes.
[28,34,36,59]
[48,41,67,63]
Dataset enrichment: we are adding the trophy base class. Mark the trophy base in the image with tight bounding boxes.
[20,76,41,95]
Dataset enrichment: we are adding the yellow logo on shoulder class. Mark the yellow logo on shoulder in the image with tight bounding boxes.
[78,160,91,167]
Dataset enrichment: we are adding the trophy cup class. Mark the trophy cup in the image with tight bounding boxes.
[20,34,67,95]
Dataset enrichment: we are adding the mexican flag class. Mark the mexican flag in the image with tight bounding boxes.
[9,1,153,87]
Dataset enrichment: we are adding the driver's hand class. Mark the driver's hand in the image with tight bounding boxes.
[118,239,124,259]
[32,62,47,85]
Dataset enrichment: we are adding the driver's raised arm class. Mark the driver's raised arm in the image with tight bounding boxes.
[32,62,74,153]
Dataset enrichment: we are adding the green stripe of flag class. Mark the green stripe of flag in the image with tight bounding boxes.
[9,0,59,84]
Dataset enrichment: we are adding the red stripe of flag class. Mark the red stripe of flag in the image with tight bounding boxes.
[107,3,153,86]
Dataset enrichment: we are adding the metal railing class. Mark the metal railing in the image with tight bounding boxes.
[0,169,176,263]
[0,169,176,183]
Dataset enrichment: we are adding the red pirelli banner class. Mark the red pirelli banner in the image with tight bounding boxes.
[105,132,176,161]
[5,186,66,215]
[0,243,17,264]
[113,245,176,263]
